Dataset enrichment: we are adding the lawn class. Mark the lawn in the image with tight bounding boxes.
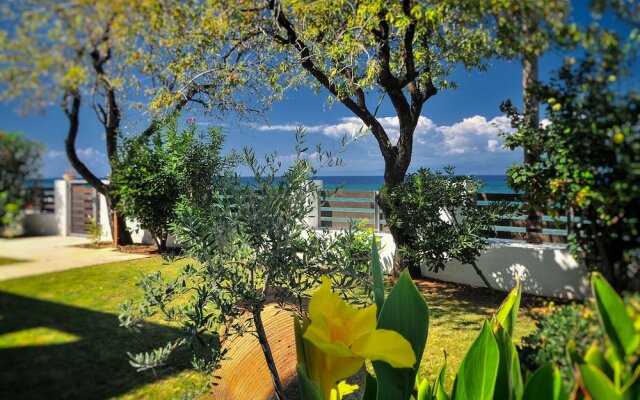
[0,257,25,266]
[0,256,538,399]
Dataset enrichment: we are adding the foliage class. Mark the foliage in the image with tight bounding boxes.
[519,301,605,385]
[87,217,103,247]
[0,131,44,229]
[297,238,640,400]
[331,220,381,275]
[382,167,511,288]
[112,116,235,251]
[119,130,370,398]
[501,26,640,291]
[183,0,570,277]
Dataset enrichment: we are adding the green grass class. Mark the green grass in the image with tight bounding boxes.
[0,256,209,400]
[0,256,538,399]
[415,280,538,390]
[0,257,25,266]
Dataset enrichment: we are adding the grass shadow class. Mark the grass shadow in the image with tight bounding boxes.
[0,291,212,400]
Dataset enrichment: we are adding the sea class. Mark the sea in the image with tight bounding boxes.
[32,175,513,193]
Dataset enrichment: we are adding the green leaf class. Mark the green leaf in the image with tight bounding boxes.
[373,269,429,400]
[592,273,640,358]
[579,363,623,400]
[416,378,431,400]
[584,343,614,380]
[451,320,500,400]
[370,237,385,319]
[296,363,323,400]
[492,280,521,338]
[433,354,449,400]
[522,364,567,400]
[492,324,523,400]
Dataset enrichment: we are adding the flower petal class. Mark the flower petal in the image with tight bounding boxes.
[351,329,417,368]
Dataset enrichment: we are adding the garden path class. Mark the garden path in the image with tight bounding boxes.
[0,236,147,281]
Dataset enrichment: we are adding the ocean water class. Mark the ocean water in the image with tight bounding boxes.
[31,175,513,193]
[315,175,512,193]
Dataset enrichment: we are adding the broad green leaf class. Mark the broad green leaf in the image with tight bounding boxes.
[579,363,623,400]
[370,237,385,319]
[592,273,640,358]
[492,324,523,400]
[451,320,500,400]
[433,354,449,400]
[584,343,614,380]
[361,371,378,400]
[417,378,430,400]
[294,316,306,364]
[522,364,567,400]
[492,280,521,338]
[373,269,429,400]
[296,363,323,400]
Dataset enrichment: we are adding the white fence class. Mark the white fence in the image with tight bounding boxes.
[51,179,589,299]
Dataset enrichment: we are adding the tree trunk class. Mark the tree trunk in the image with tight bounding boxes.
[378,160,421,279]
[522,56,543,244]
[253,308,286,400]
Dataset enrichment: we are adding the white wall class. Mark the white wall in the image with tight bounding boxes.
[375,232,589,299]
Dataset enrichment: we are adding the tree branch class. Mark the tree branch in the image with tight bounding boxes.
[62,91,108,195]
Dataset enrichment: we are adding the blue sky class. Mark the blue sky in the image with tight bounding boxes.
[1,3,637,178]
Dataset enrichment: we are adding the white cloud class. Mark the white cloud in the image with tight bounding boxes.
[256,114,512,156]
[76,147,104,159]
[47,150,66,159]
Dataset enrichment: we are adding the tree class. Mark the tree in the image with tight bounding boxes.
[501,27,640,291]
[0,131,45,229]
[192,0,570,277]
[111,116,236,251]
[382,167,510,289]
[489,0,572,242]
[0,0,255,244]
[119,132,370,399]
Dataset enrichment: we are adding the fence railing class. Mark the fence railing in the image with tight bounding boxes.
[320,190,568,243]
[24,187,55,214]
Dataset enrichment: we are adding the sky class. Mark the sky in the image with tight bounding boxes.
[1,3,637,178]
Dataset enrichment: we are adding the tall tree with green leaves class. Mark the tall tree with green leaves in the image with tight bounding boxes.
[189,0,570,276]
[0,0,255,244]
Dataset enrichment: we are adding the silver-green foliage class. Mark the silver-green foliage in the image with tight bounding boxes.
[119,130,372,394]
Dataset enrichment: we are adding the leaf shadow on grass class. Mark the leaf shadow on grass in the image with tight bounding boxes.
[0,291,214,400]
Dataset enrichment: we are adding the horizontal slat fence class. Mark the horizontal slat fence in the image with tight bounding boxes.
[24,187,55,214]
[320,190,568,243]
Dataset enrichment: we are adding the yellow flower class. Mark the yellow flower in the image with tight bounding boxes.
[303,277,416,399]
[552,103,562,111]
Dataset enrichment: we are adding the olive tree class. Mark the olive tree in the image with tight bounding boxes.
[119,131,372,399]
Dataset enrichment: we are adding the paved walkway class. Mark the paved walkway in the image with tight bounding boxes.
[0,236,147,281]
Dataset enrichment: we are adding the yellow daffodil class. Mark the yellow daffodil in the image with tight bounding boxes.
[302,277,416,399]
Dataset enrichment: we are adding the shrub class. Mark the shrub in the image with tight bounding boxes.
[519,301,604,385]
[382,166,511,288]
[0,131,45,230]
[112,116,236,251]
[87,217,103,247]
[501,29,640,291]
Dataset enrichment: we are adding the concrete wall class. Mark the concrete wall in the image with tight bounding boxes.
[50,178,589,299]
[375,232,589,299]
[22,213,57,236]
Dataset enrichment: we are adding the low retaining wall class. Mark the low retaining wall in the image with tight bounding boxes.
[22,213,58,236]
[375,232,589,300]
